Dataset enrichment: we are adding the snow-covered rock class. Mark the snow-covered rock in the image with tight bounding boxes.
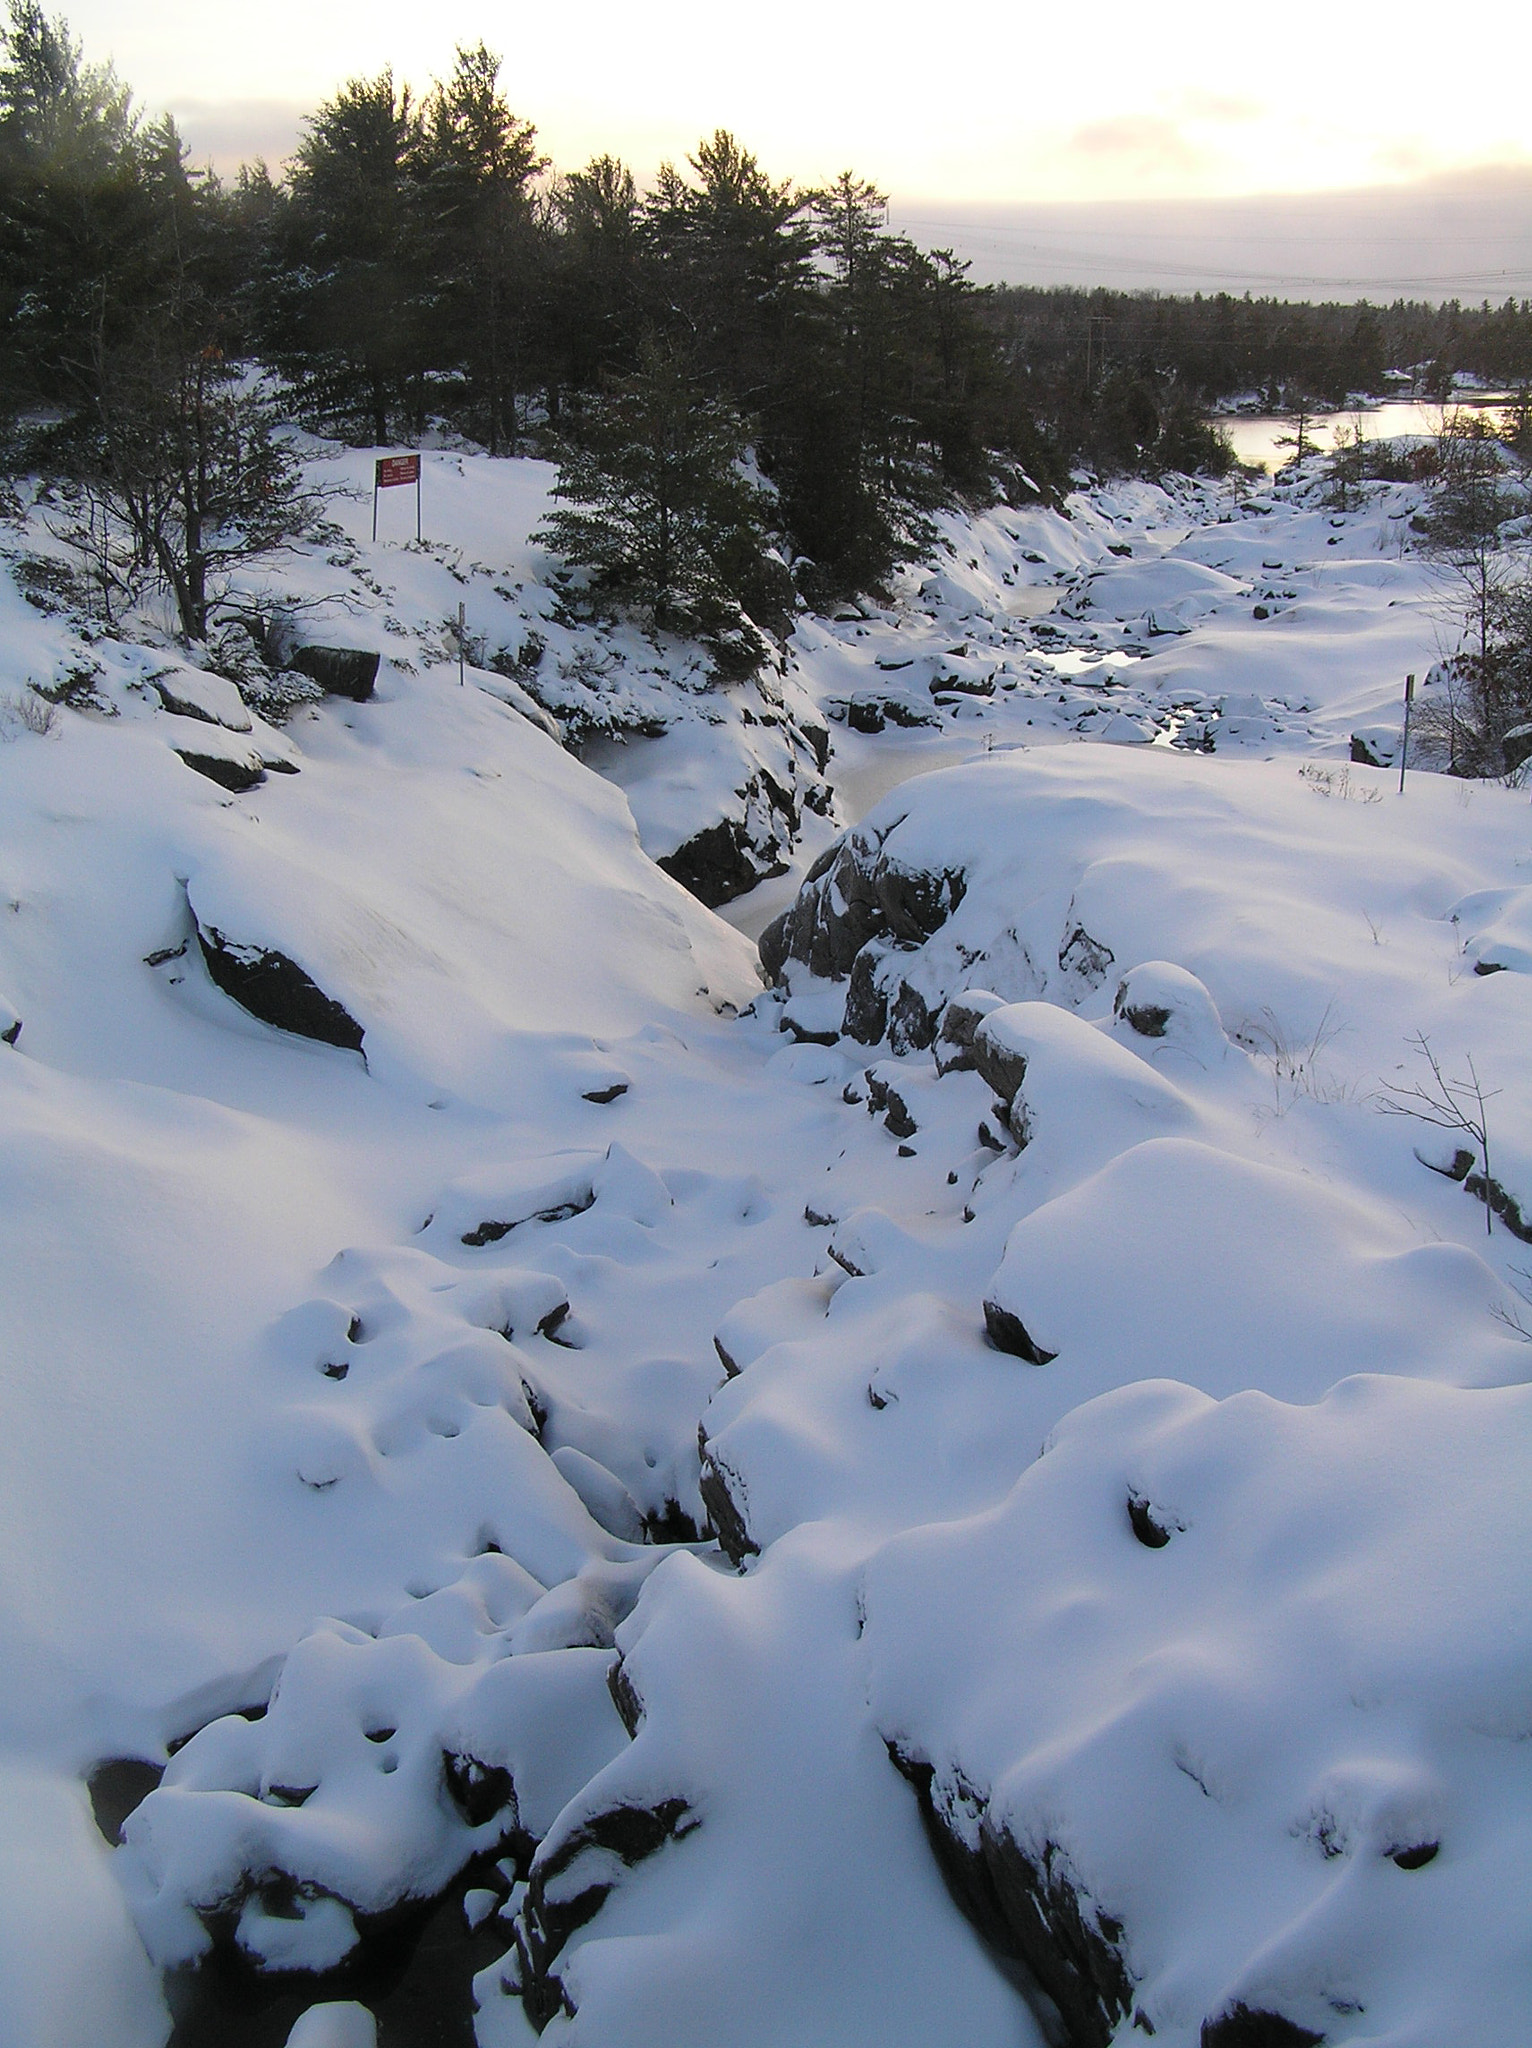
[0,443,1529,2048]
[867,1373,1532,2048]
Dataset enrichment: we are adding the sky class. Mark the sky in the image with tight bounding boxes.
[65,0,1532,294]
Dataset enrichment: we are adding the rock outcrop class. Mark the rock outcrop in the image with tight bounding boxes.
[195,922,365,1052]
[287,647,381,702]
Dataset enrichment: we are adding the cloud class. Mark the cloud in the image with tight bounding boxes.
[1370,139,1438,180]
[1176,89,1262,125]
[1064,115,1207,178]
[167,99,307,174]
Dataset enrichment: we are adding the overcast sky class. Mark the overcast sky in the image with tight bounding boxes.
[68,0,1532,293]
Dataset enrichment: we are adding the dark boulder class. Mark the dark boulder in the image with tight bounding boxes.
[864,1068,917,1139]
[1127,1493,1176,1548]
[196,925,365,1053]
[928,671,994,697]
[889,1745,1134,2048]
[758,910,793,985]
[88,1757,165,1845]
[934,988,1005,1074]
[757,825,967,991]
[659,818,775,907]
[658,768,798,908]
[799,716,831,771]
[606,1657,644,1738]
[288,647,381,701]
[697,1427,758,1566]
[888,979,936,1054]
[1463,1168,1532,1243]
[175,749,265,792]
[971,1016,1029,1106]
[842,949,890,1044]
[442,1751,515,1830]
[1201,2006,1324,2048]
[513,1798,696,2031]
[982,1298,1057,1364]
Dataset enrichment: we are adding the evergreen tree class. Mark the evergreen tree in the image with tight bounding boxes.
[543,154,642,408]
[0,0,144,423]
[536,338,783,646]
[278,71,426,441]
[417,44,544,454]
[643,131,813,401]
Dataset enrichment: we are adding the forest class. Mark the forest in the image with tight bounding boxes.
[2,0,1530,612]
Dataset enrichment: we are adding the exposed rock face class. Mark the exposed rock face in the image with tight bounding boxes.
[1111,961,1228,1060]
[758,822,966,1046]
[442,1751,516,1830]
[929,669,994,698]
[661,820,780,908]
[933,988,1005,1074]
[981,1298,1057,1364]
[697,1427,758,1566]
[863,1067,917,1140]
[658,766,808,908]
[1057,924,1114,994]
[835,692,942,733]
[1462,1167,1532,1242]
[1200,2006,1324,2048]
[1349,731,1394,768]
[175,747,266,792]
[196,924,365,1052]
[888,1746,1134,2048]
[970,1013,1031,1106]
[511,1798,696,2031]
[761,823,967,986]
[288,647,381,702]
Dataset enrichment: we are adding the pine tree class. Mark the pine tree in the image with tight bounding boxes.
[0,0,143,422]
[643,131,812,400]
[417,44,545,455]
[280,71,426,441]
[543,155,642,407]
[536,339,783,647]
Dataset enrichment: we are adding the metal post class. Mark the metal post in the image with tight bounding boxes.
[371,474,378,544]
[458,601,466,686]
[1399,673,1415,794]
[416,469,422,544]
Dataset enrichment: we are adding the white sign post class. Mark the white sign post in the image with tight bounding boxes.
[1399,673,1415,795]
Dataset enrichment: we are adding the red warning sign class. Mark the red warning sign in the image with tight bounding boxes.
[375,454,421,488]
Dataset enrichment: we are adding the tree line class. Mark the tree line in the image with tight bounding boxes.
[987,287,1532,441]
[2,1,1530,646]
[0,9,1064,621]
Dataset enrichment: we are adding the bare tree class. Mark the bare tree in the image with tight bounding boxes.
[1377,1033,1499,1235]
[88,325,314,640]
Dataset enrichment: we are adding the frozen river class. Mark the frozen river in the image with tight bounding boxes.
[1223,392,1515,471]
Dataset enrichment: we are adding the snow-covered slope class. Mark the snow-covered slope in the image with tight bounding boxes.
[0,443,1527,2048]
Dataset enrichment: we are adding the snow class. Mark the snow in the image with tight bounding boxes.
[0,1764,169,2048]
[286,2005,378,2048]
[865,1373,1532,2045]
[0,433,1527,2048]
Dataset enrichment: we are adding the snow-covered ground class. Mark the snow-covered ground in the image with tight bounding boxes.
[0,439,1527,2048]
